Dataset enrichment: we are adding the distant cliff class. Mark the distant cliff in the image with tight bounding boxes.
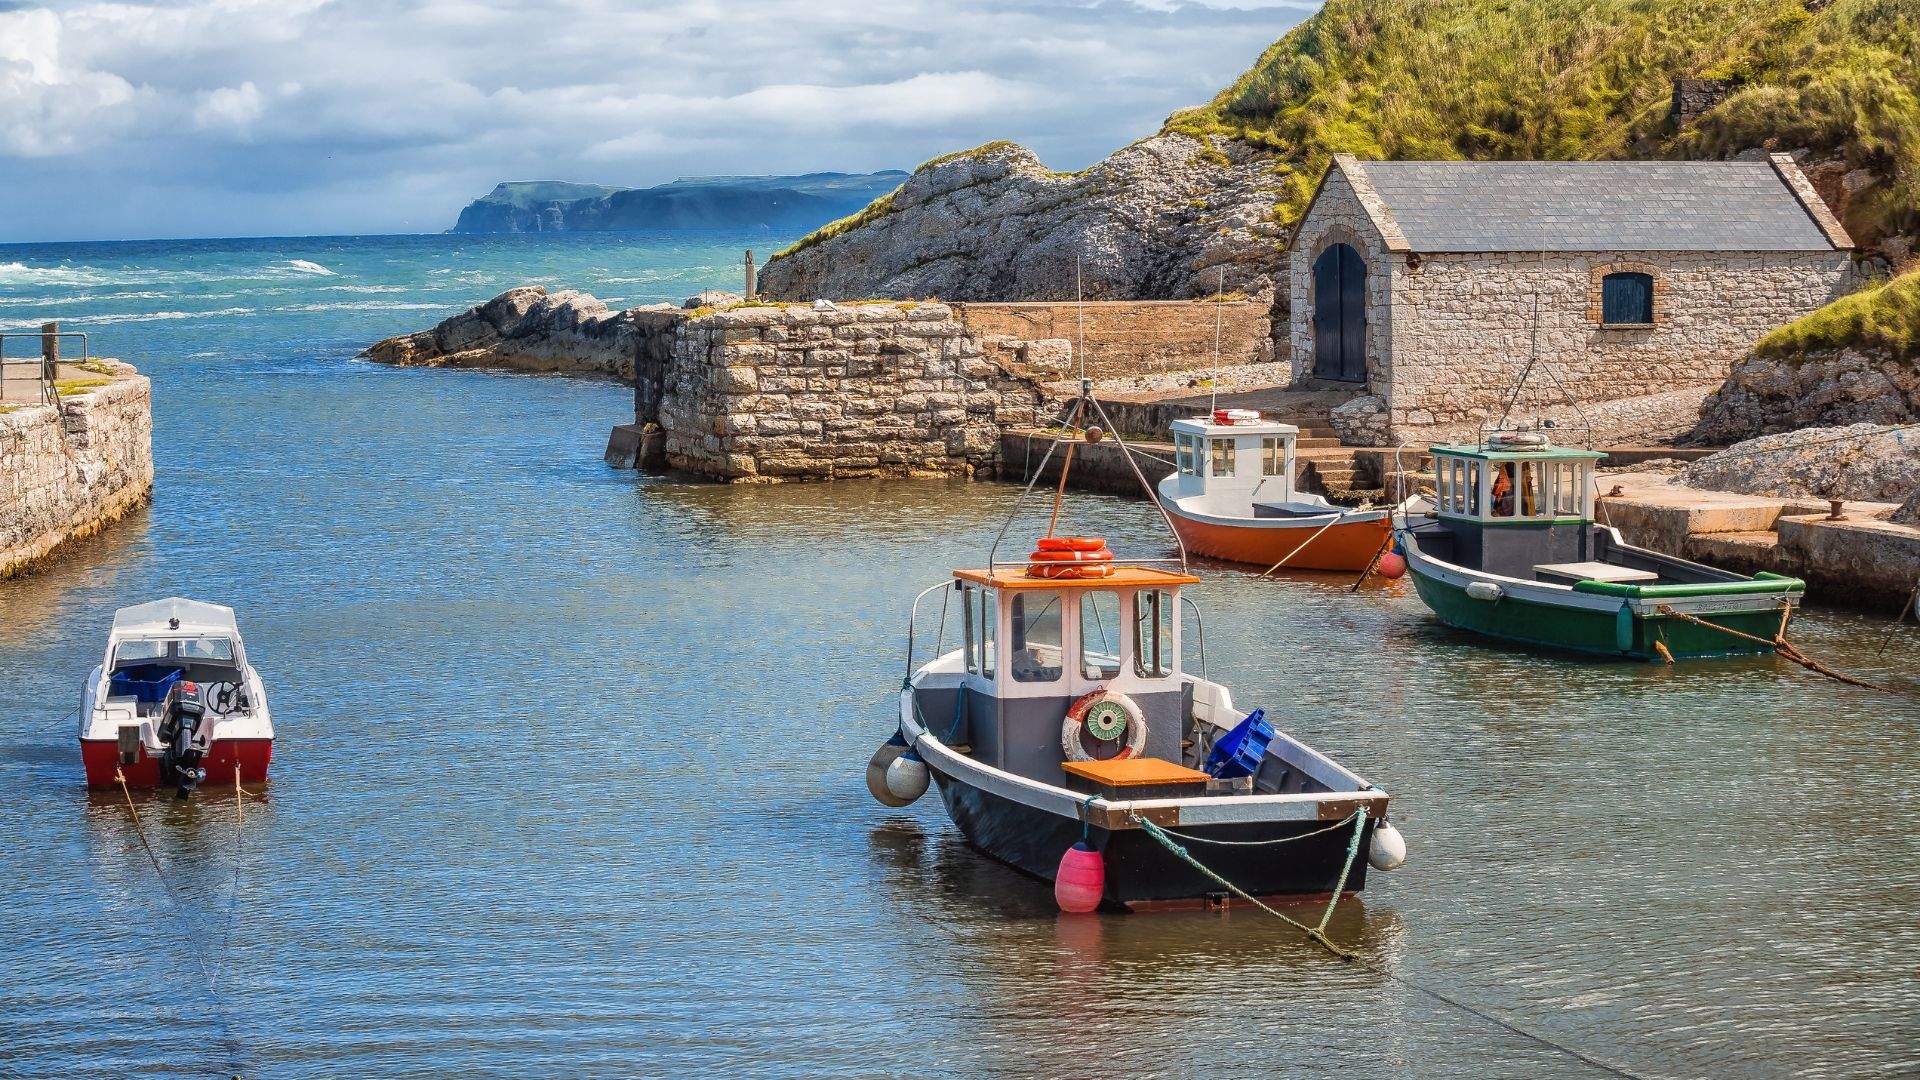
[450,172,908,233]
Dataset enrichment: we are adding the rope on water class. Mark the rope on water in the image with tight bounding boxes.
[1126,802,1656,1080]
[1652,602,1903,694]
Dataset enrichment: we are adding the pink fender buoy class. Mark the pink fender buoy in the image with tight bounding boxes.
[1376,551,1408,580]
[1054,842,1105,913]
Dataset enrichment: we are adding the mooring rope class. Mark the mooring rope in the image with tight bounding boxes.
[113,768,249,1077]
[1651,602,1902,694]
[1144,810,1361,847]
[1126,803,1655,1080]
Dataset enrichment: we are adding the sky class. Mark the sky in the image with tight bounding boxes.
[0,0,1316,243]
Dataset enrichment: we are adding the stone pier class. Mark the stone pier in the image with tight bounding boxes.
[1,361,154,578]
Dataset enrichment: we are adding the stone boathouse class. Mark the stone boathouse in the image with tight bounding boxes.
[1290,154,1858,447]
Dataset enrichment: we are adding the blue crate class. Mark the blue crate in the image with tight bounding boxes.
[1203,708,1274,779]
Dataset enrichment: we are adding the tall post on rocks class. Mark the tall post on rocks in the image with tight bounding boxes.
[743,250,757,299]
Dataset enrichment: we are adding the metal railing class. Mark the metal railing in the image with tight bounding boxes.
[0,324,89,407]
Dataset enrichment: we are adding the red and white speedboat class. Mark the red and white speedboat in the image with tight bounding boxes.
[1157,412,1391,572]
[80,598,272,797]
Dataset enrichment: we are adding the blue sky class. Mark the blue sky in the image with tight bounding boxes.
[0,0,1315,242]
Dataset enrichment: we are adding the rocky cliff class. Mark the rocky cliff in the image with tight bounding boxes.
[450,172,908,233]
[1680,423,1920,504]
[762,0,1918,303]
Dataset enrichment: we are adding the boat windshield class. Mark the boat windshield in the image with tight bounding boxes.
[1009,594,1063,683]
[1079,591,1122,679]
[113,636,236,666]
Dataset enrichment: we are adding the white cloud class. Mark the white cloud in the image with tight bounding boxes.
[0,0,1316,240]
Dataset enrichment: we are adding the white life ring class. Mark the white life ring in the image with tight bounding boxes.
[1490,432,1548,448]
[1061,689,1147,762]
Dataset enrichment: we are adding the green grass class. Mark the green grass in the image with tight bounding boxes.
[53,378,110,396]
[1754,270,1920,361]
[1160,0,1918,245]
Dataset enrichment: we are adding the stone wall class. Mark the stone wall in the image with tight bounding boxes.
[955,300,1272,380]
[1,364,153,577]
[1691,348,1919,444]
[656,302,1050,481]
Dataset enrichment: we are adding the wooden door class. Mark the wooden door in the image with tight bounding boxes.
[1312,243,1367,382]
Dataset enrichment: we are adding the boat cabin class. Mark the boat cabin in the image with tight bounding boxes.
[98,598,253,720]
[1413,439,1607,577]
[931,565,1200,786]
[1166,416,1302,515]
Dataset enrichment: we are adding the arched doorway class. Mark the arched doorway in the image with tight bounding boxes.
[1312,243,1367,382]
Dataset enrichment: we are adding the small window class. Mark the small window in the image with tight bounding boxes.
[1009,594,1062,683]
[1491,463,1518,518]
[1210,438,1236,478]
[179,637,235,662]
[1262,437,1285,477]
[962,585,995,677]
[114,639,168,664]
[1601,272,1653,325]
[1462,461,1482,516]
[1133,590,1175,678]
[1079,591,1122,680]
[1518,461,1541,517]
[1176,434,1196,476]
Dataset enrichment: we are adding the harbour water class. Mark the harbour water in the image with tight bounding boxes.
[1,235,1917,1078]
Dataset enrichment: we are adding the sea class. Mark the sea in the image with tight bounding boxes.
[0,232,1916,1079]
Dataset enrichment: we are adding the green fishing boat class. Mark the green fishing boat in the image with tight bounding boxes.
[1397,434,1804,659]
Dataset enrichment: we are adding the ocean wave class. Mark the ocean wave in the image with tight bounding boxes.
[0,307,255,330]
[0,291,172,307]
[271,301,448,313]
[320,284,409,294]
[282,259,337,276]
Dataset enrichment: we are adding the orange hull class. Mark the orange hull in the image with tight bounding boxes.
[1166,509,1390,571]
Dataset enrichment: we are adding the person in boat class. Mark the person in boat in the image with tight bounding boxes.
[1492,463,1515,516]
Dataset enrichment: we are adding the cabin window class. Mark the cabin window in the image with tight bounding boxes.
[1175,434,1197,476]
[1490,463,1519,517]
[961,585,995,677]
[179,637,235,662]
[1009,593,1063,683]
[1601,272,1654,325]
[1552,462,1587,515]
[1210,439,1236,478]
[1133,589,1175,678]
[1262,437,1286,477]
[1079,591,1123,680]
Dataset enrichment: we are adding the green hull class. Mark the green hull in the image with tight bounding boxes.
[1408,566,1784,660]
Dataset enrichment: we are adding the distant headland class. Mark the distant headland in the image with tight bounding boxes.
[449,171,908,233]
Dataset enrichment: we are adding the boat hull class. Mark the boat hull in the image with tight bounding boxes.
[1406,562,1785,659]
[1165,507,1390,572]
[931,767,1373,910]
[80,736,272,788]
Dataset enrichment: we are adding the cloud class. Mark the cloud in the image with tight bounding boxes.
[0,0,1315,240]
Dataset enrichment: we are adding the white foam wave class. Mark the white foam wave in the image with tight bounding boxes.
[271,301,447,313]
[320,284,409,294]
[282,259,336,276]
[0,291,171,307]
[0,307,254,330]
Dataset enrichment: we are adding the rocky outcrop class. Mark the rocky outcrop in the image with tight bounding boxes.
[1678,423,1920,504]
[361,287,684,380]
[758,138,1290,303]
[1690,348,1920,444]
[1896,489,1920,527]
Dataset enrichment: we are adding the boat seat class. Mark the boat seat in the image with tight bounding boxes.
[1533,561,1658,586]
[1062,757,1211,801]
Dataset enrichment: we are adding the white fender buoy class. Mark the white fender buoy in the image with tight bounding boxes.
[867,741,913,807]
[1465,581,1504,602]
[884,751,930,804]
[1368,820,1407,871]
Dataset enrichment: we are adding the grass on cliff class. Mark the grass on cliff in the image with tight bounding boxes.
[1163,0,1919,246]
[773,141,1050,262]
[1755,270,1920,362]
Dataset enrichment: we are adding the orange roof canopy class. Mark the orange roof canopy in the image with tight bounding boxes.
[953,566,1201,591]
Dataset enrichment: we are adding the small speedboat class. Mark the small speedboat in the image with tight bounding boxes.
[1156,412,1391,571]
[80,598,273,797]
[1398,432,1806,659]
[869,398,1407,911]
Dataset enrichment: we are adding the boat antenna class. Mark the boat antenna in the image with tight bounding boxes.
[1076,257,1087,384]
[1491,291,1594,448]
[1209,265,1224,417]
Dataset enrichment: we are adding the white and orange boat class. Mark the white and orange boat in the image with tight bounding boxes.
[79,598,273,798]
[1156,412,1390,572]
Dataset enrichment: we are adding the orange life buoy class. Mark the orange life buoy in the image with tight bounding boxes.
[1036,536,1107,553]
[1027,547,1115,563]
[1027,563,1115,580]
[1061,689,1147,761]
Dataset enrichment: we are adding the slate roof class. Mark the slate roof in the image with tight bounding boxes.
[1335,159,1849,253]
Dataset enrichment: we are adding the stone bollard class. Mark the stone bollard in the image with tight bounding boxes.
[744,250,757,300]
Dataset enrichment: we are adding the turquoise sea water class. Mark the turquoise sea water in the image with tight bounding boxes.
[0,233,1917,1079]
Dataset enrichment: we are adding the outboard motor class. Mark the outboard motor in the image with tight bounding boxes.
[157,680,208,799]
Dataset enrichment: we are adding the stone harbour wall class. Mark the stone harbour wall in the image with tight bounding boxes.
[955,300,1273,380]
[657,302,1050,481]
[1,365,153,578]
